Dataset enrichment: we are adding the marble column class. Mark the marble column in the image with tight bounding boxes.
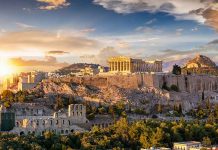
[124,62,127,71]
[120,61,122,71]
[120,62,122,71]
[111,62,114,71]
[123,61,125,71]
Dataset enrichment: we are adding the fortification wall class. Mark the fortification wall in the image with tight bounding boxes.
[151,74,218,92]
[48,73,218,93]
[107,75,139,89]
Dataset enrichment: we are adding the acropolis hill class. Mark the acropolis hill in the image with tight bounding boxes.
[45,55,218,92]
[2,55,218,113]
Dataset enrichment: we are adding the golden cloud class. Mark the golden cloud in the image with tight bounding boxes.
[203,9,218,32]
[37,0,70,10]
[47,50,69,55]
[9,56,68,67]
[0,29,100,57]
[8,56,69,72]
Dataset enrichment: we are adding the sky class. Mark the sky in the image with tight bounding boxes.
[0,0,218,71]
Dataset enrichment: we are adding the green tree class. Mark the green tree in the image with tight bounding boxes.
[202,137,211,147]
[157,103,162,114]
[54,96,64,110]
[170,85,179,92]
[150,127,165,147]
[16,90,28,102]
[98,107,106,114]
[206,98,211,110]
[3,101,11,108]
[1,90,14,102]
[140,132,151,148]
[172,64,181,75]
[162,82,170,91]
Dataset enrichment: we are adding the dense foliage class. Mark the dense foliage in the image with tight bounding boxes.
[0,90,36,108]
[1,119,218,150]
[172,64,182,75]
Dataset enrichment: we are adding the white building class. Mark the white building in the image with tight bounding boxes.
[173,141,201,150]
[18,71,47,91]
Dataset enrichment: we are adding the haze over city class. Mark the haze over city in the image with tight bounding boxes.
[0,0,217,74]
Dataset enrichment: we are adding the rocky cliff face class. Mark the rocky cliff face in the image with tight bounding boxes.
[31,74,215,113]
[47,73,218,93]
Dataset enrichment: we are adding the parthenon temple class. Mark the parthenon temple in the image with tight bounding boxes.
[108,56,162,73]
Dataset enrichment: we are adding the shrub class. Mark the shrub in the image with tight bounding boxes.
[170,84,179,92]
[162,82,170,91]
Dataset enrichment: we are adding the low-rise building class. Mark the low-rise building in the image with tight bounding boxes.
[18,71,47,91]
[174,141,201,150]
[80,66,99,76]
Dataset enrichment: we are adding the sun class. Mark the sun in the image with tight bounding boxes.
[0,58,14,77]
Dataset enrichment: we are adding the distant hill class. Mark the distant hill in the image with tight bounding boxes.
[56,63,100,75]
[208,39,218,45]
[163,58,190,72]
[185,54,217,68]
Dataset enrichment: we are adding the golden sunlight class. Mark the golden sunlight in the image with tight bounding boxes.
[0,58,14,77]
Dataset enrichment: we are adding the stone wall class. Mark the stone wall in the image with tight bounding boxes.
[48,73,218,93]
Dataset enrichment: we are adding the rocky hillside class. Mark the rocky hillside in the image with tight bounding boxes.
[31,78,203,113]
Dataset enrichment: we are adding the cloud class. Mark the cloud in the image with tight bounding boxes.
[176,28,184,36]
[93,0,218,31]
[8,56,69,71]
[135,26,153,32]
[15,22,35,29]
[79,46,144,66]
[0,29,100,57]
[203,9,218,31]
[80,47,121,65]
[22,8,31,12]
[191,27,199,31]
[79,28,96,34]
[147,39,218,63]
[135,26,162,35]
[47,50,69,55]
[0,29,6,33]
[37,0,70,10]
[145,18,157,25]
[78,37,218,67]
[9,56,68,67]
[117,41,130,49]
